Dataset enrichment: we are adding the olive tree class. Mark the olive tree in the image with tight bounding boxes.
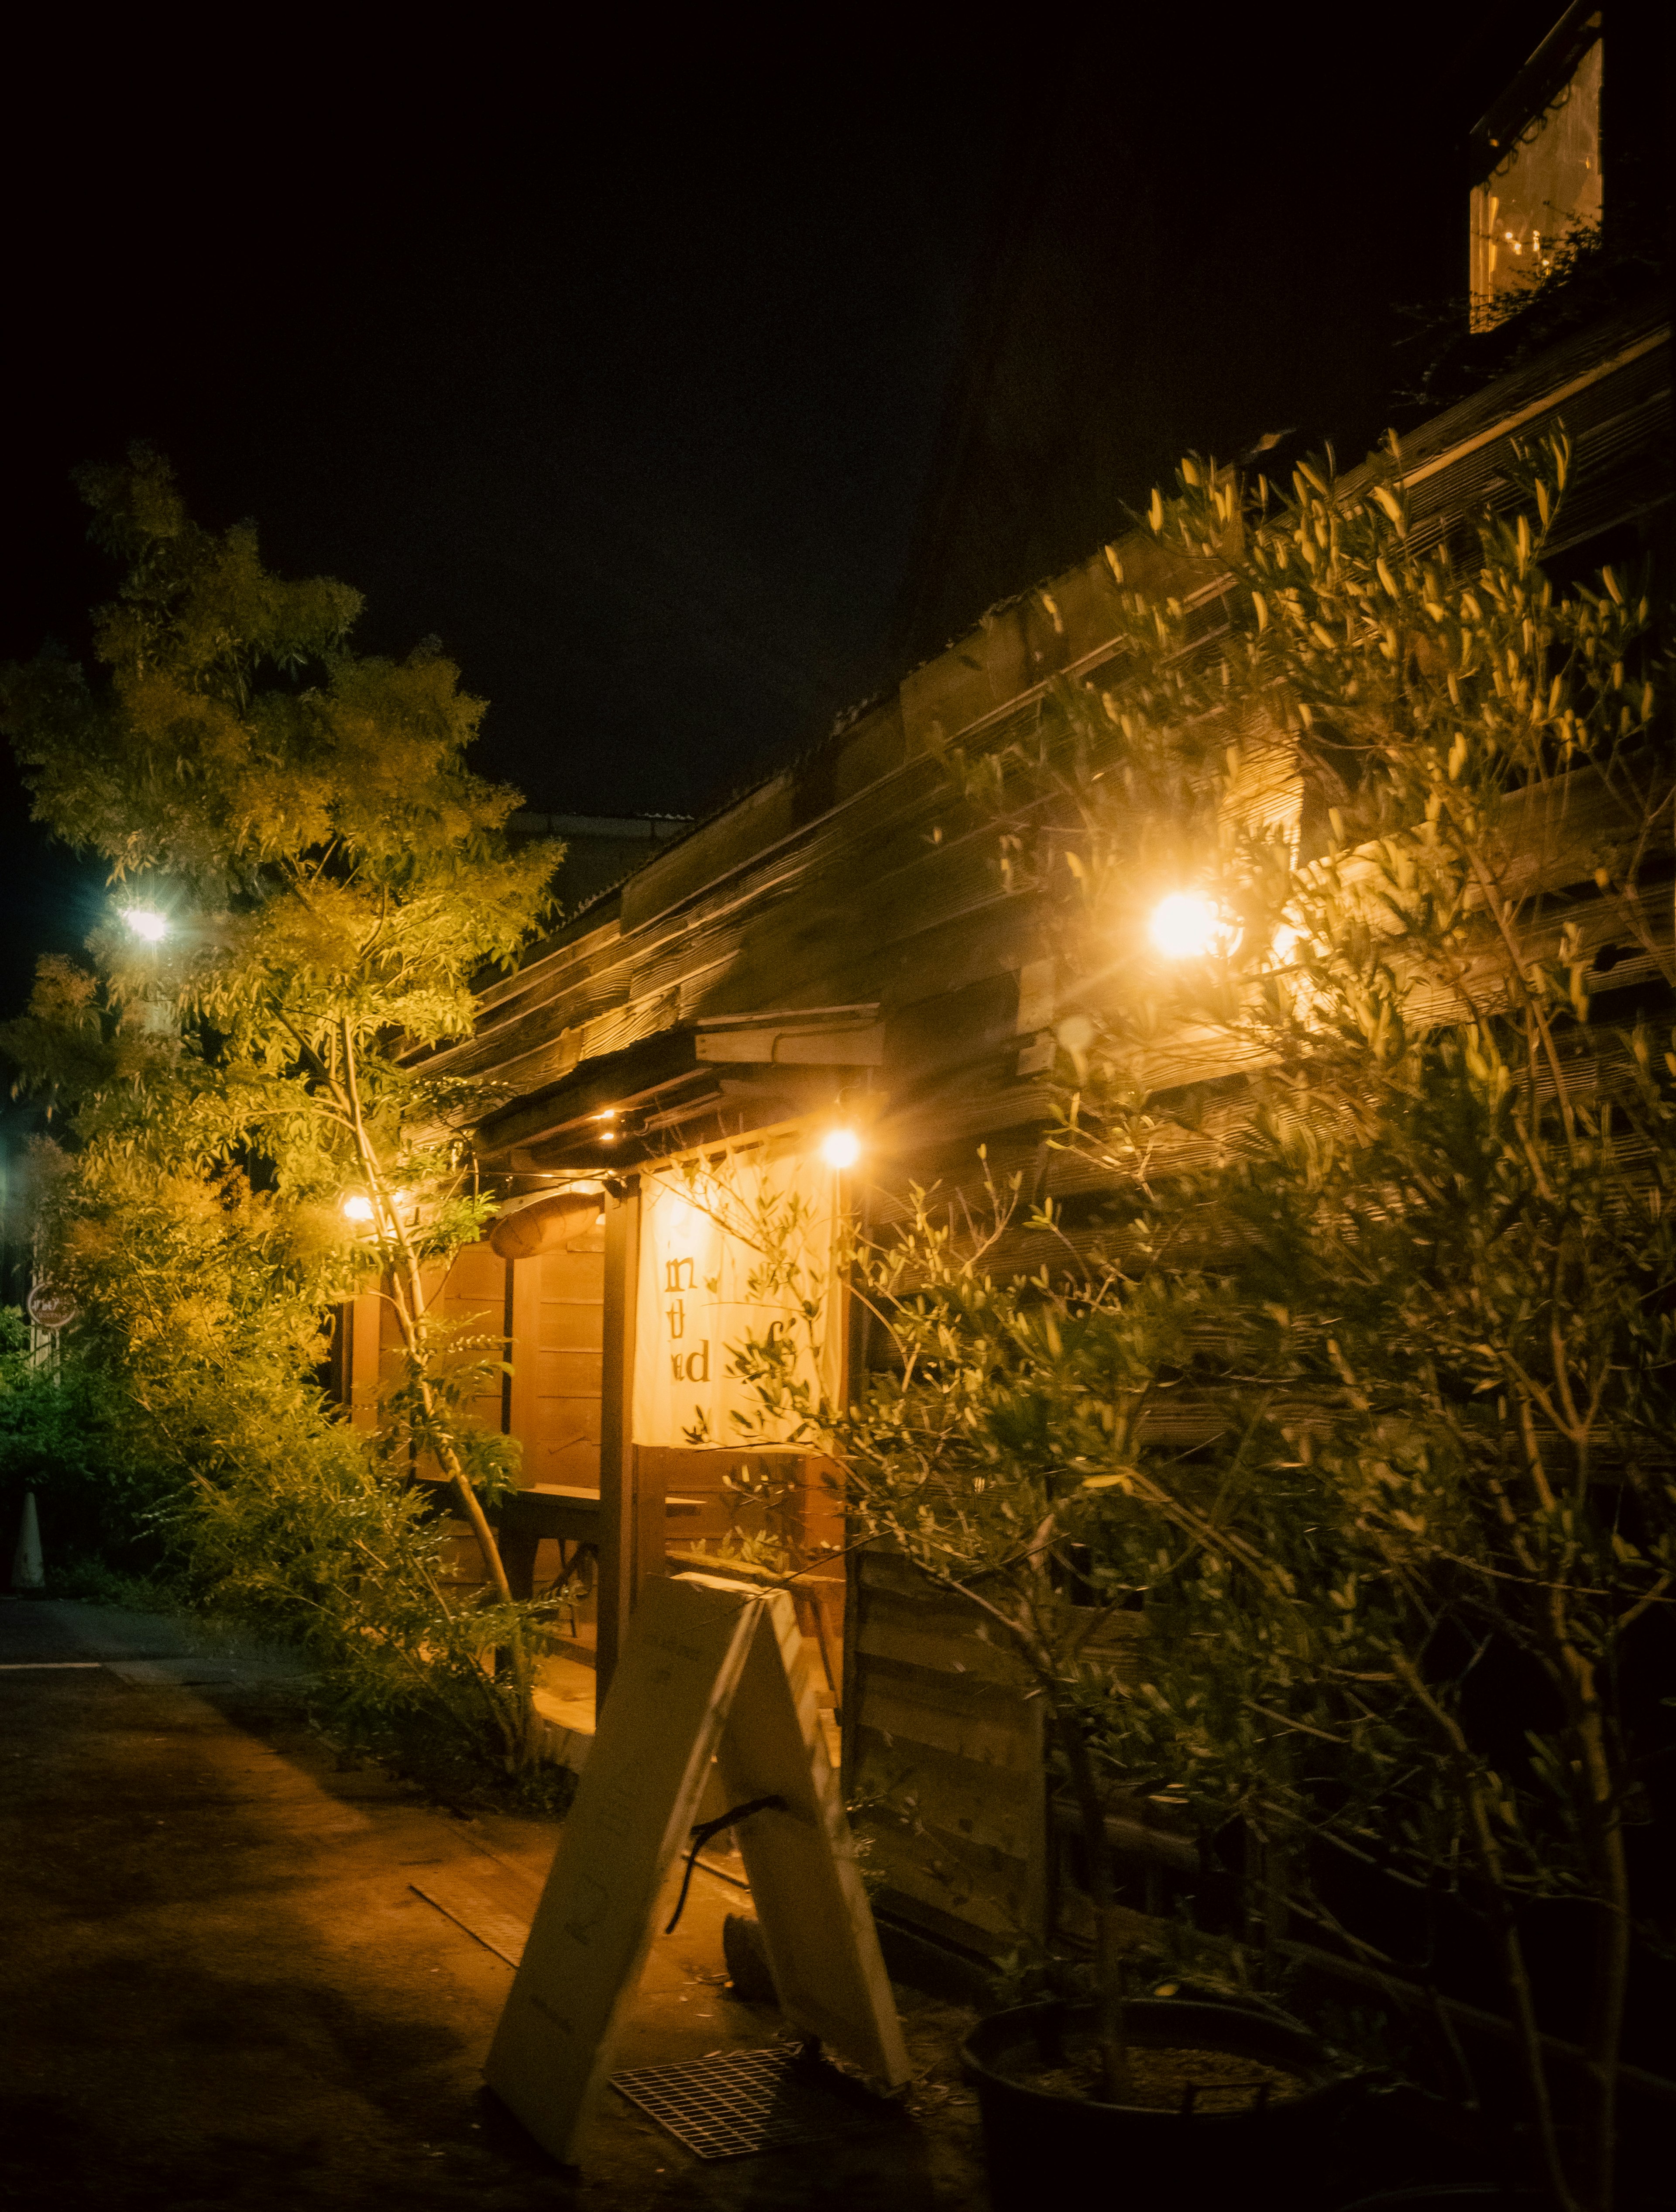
[740,434,1672,2210]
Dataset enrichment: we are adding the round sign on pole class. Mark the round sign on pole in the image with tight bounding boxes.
[26,1282,77,1332]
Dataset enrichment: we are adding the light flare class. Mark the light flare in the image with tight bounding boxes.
[1148,893,1240,960]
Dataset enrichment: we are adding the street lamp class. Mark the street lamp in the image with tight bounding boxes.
[121,908,169,944]
[341,1194,375,1224]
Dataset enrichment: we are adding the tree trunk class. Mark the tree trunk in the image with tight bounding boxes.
[337,1020,535,1765]
[1395,1656,1577,2211]
[1571,1667,1629,2212]
[1052,1693,1133,2104]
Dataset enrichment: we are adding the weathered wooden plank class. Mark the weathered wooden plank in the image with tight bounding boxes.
[620,776,797,932]
[854,1684,1035,1775]
[860,1819,1034,1948]
[850,1726,1036,1860]
[856,1617,1026,1690]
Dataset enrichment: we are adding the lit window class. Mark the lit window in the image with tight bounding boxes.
[1470,13,1602,329]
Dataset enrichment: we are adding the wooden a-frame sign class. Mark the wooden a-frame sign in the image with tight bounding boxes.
[485,1572,910,2163]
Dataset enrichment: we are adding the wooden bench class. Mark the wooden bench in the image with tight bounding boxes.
[497,1484,702,1600]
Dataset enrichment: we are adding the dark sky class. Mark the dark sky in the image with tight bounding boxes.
[2,7,1563,1021]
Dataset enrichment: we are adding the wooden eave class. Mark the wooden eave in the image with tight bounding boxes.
[459,304,1670,1171]
[479,1004,894,1173]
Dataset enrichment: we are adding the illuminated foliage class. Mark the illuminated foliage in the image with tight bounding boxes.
[1,447,567,1782]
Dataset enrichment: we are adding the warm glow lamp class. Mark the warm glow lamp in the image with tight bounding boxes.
[1148,892,1237,960]
[122,908,169,944]
[821,1128,861,1170]
[341,1194,375,1224]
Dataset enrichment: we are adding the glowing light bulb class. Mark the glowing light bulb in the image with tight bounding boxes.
[122,908,169,943]
[1148,893,1238,960]
[341,1194,375,1223]
[821,1128,861,1170]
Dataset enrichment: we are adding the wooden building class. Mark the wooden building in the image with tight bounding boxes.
[383,276,1670,1960]
[349,0,1672,1965]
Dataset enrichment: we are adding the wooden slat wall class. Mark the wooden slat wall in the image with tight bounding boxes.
[845,1548,1046,1954]
[437,1241,512,1441]
[508,1235,605,1490]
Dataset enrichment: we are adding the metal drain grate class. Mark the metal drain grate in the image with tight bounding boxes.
[611,2044,862,2160]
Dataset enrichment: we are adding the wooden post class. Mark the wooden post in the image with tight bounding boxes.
[838,1165,869,1804]
[348,1290,383,1431]
[596,1176,642,1705]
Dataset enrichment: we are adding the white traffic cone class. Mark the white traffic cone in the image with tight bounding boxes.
[10,1491,45,1593]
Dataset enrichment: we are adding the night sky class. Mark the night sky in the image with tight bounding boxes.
[3,7,1563,1022]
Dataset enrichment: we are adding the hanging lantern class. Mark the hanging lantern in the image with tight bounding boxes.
[489,1189,605,1261]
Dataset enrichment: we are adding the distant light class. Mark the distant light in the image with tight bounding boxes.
[122,908,169,944]
[1148,893,1239,960]
[821,1128,861,1170]
[341,1194,375,1223]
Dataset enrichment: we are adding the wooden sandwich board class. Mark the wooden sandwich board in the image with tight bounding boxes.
[485,1571,910,2164]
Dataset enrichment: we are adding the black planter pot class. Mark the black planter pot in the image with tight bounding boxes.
[962,1997,1360,2210]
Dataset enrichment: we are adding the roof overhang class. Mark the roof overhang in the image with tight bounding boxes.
[475,1008,883,1173]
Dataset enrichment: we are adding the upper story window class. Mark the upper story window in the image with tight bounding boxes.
[1470,5,1603,329]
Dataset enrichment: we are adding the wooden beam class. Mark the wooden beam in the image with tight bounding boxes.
[595,1177,642,1704]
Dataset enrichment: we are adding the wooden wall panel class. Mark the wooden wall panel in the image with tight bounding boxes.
[510,1238,605,1490]
[848,1547,1046,1953]
[437,1241,510,1441]
[645,1444,848,1718]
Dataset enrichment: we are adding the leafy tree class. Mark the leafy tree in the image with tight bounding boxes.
[738,435,1672,2210]
[1,447,564,1770]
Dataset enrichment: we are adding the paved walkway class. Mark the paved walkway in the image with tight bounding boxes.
[0,1597,986,2211]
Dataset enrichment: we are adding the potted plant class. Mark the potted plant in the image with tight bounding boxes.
[730,1161,1368,2203]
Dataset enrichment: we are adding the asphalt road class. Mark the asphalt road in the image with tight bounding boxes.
[0,1596,986,2212]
